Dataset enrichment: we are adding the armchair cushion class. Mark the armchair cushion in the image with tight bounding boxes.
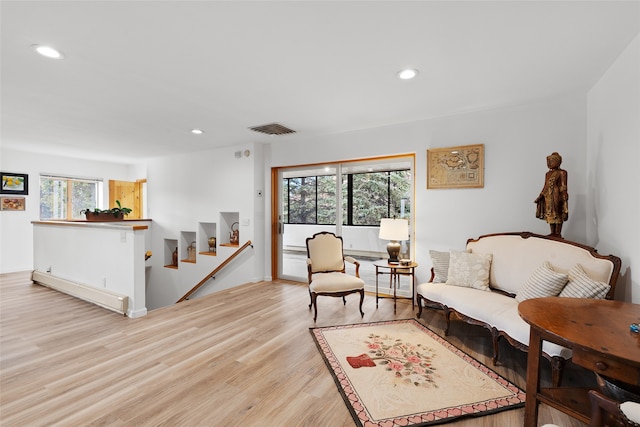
[621,401,640,424]
[310,272,364,293]
[307,233,345,273]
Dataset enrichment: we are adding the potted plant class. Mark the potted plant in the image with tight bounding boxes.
[81,200,132,221]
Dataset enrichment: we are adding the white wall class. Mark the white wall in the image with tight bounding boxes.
[144,143,261,309]
[5,68,636,307]
[33,221,148,317]
[587,34,640,303]
[1,144,264,310]
[0,149,136,273]
[268,95,589,286]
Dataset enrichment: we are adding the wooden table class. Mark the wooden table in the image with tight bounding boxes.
[373,260,417,313]
[519,297,640,427]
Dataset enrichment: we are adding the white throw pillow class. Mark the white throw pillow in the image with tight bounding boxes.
[559,263,610,299]
[429,250,450,283]
[515,261,568,303]
[445,251,492,291]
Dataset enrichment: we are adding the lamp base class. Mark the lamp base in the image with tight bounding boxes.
[386,241,401,264]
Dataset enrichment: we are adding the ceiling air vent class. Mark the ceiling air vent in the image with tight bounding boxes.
[249,123,296,136]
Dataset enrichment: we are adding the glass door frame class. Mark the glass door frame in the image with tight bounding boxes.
[271,153,416,282]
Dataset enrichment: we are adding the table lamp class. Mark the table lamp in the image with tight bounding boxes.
[379,218,408,264]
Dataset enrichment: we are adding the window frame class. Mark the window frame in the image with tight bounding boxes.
[39,174,103,221]
[283,168,410,227]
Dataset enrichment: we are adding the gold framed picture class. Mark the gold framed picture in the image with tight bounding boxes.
[427,144,484,189]
[1,197,26,211]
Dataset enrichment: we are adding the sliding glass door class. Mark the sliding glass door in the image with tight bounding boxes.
[274,155,414,283]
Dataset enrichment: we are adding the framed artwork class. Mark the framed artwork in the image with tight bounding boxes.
[427,144,484,189]
[1,197,26,211]
[1,172,28,195]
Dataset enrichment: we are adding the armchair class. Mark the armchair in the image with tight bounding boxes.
[589,389,640,427]
[305,232,365,322]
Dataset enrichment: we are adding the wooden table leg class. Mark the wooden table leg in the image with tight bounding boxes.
[375,266,380,308]
[524,327,543,427]
[392,271,398,313]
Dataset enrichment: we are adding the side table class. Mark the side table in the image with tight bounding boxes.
[373,259,417,313]
[519,297,640,427]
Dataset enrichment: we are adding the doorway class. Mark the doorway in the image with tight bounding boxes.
[108,179,145,219]
[272,155,415,283]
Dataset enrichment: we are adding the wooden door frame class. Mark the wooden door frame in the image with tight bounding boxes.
[270,153,416,280]
[109,179,145,219]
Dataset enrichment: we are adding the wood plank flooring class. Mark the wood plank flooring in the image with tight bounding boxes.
[1,271,590,426]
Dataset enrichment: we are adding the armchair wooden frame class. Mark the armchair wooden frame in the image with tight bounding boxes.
[589,390,640,427]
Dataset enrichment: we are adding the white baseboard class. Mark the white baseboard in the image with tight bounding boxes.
[127,307,147,318]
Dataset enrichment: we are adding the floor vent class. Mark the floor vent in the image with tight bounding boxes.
[249,123,296,135]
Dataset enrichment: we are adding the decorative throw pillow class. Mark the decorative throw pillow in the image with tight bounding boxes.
[515,261,568,303]
[429,250,450,283]
[445,251,492,291]
[559,263,610,299]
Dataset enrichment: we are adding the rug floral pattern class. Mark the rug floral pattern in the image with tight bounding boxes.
[311,319,525,427]
[347,333,438,388]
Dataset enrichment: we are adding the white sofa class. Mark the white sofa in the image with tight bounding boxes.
[416,232,621,386]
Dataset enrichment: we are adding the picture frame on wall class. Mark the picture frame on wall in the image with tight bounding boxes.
[427,144,484,189]
[1,197,26,211]
[1,172,28,195]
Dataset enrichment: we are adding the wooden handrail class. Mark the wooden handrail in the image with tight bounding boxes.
[176,240,253,303]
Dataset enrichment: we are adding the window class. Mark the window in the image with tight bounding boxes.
[283,169,410,226]
[348,170,411,225]
[40,175,103,220]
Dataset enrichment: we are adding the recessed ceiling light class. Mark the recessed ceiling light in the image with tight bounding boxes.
[191,129,204,135]
[32,44,64,59]
[397,69,418,80]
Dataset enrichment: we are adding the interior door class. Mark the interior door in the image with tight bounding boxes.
[109,180,141,219]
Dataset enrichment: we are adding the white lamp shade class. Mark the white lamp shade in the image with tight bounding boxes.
[379,218,409,241]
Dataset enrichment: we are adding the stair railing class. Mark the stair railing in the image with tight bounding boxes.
[176,240,253,303]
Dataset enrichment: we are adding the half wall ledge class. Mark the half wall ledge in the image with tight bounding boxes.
[31,220,149,317]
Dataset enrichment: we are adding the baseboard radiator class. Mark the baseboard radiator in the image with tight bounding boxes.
[32,270,129,315]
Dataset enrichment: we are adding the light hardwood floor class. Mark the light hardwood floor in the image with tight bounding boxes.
[1,271,590,426]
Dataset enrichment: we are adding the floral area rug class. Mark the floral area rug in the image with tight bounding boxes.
[310,319,525,426]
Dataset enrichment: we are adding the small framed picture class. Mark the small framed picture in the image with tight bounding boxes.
[1,172,28,195]
[1,197,26,211]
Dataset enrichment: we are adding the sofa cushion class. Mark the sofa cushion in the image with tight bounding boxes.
[467,234,615,295]
[309,272,364,293]
[416,282,571,358]
[429,250,450,283]
[559,264,610,299]
[515,261,568,303]
[445,251,492,291]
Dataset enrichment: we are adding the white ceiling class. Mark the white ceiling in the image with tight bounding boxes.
[2,1,639,164]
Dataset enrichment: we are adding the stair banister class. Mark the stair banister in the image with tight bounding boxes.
[176,240,253,303]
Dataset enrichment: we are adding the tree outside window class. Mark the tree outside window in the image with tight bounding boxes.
[40,176,102,220]
[284,169,410,226]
